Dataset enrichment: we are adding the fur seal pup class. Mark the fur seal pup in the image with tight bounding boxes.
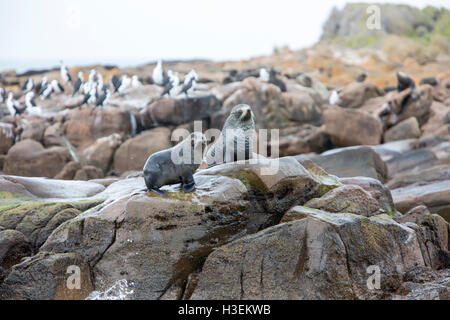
[205,104,255,167]
[143,132,206,196]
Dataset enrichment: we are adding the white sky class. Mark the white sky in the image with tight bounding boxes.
[0,0,448,72]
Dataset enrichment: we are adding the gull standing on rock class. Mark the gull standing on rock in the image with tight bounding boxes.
[259,68,270,82]
[118,75,131,94]
[160,70,179,98]
[25,92,42,116]
[38,76,49,96]
[51,79,65,94]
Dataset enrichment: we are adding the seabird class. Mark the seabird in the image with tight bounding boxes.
[38,76,49,96]
[81,87,96,107]
[72,71,84,96]
[51,79,65,94]
[329,90,340,105]
[118,75,131,94]
[180,70,198,96]
[60,60,72,84]
[131,75,142,88]
[356,73,367,83]
[40,83,53,100]
[6,92,23,116]
[96,89,110,107]
[396,72,415,92]
[110,75,121,93]
[25,92,42,116]
[160,70,179,98]
[21,78,34,92]
[259,68,270,82]
[0,88,6,104]
[269,69,287,92]
[152,59,165,86]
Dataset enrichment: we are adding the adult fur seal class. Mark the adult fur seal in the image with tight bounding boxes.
[143,132,206,196]
[205,104,255,167]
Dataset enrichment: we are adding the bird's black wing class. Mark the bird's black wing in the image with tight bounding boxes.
[58,82,65,92]
[73,78,82,96]
[111,76,121,92]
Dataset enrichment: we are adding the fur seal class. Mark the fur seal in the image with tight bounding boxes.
[205,104,255,167]
[143,132,206,196]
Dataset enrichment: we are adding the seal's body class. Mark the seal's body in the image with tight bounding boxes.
[205,104,255,167]
[143,132,206,196]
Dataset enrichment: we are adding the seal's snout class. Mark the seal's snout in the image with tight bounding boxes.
[240,107,252,122]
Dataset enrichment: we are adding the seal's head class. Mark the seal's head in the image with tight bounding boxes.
[225,104,254,129]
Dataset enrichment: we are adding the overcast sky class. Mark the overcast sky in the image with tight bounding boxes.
[0,0,448,72]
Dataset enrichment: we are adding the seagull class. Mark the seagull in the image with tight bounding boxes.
[329,90,340,105]
[72,71,84,96]
[180,70,198,96]
[38,76,49,96]
[81,87,96,107]
[152,59,165,86]
[6,92,23,116]
[131,75,142,88]
[51,79,65,94]
[25,92,42,116]
[259,68,270,82]
[60,60,72,84]
[21,78,34,92]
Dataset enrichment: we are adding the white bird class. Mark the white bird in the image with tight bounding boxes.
[40,83,53,100]
[259,68,270,82]
[180,69,198,96]
[152,59,164,86]
[118,75,131,94]
[25,92,42,116]
[72,71,84,96]
[38,76,49,96]
[329,90,340,105]
[22,78,34,92]
[131,75,142,88]
[51,80,65,94]
[6,92,21,116]
[60,60,72,84]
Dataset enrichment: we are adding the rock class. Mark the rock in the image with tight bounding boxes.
[43,122,63,147]
[107,85,163,109]
[54,161,82,180]
[282,91,322,124]
[20,118,48,143]
[0,252,93,300]
[303,184,382,217]
[0,230,32,270]
[277,125,332,156]
[0,175,105,199]
[340,176,395,214]
[386,149,439,179]
[141,95,221,129]
[83,134,122,173]
[393,269,450,300]
[302,146,388,183]
[386,164,450,190]
[337,82,382,109]
[74,166,104,181]
[3,139,70,178]
[42,158,337,299]
[191,208,423,299]
[370,139,418,162]
[323,106,383,146]
[0,123,15,155]
[421,101,449,137]
[391,180,450,221]
[63,107,132,150]
[384,117,420,142]
[113,127,172,174]
[223,77,288,129]
[397,205,449,269]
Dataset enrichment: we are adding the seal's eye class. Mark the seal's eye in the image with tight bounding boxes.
[235,109,243,117]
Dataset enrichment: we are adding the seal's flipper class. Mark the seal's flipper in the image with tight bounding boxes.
[150,188,169,197]
[182,174,195,193]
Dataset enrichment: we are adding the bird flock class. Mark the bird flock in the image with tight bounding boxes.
[0,59,199,117]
